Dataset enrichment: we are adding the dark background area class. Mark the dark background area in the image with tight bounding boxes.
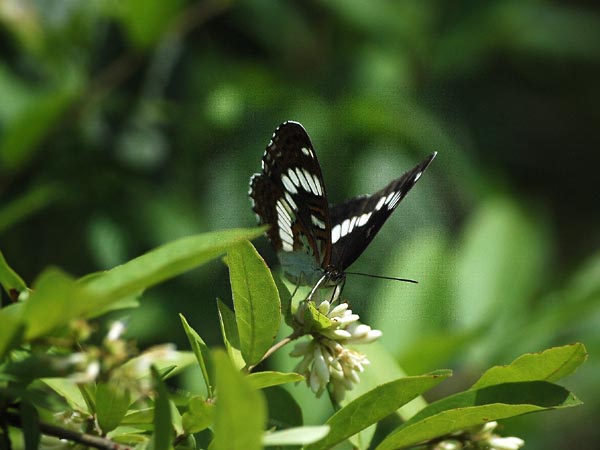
[1,1,599,448]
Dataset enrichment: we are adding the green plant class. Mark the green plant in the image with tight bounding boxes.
[0,227,586,449]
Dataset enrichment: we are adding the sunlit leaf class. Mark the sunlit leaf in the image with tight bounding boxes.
[182,396,214,434]
[376,381,581,450]
[212,350,266,450]
[0,250,27,296]
[96,382,132,434]
[180,314,213,397]
[472,343,588,389]
[227,240,281,366]
[246,371,304,390]
[263,426,330,446]
[151,366,173,450]
[306,371,451,450]
[217,299,245,370]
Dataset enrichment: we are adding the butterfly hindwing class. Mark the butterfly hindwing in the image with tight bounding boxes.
[329,152,437,270]
[249,121,333,283]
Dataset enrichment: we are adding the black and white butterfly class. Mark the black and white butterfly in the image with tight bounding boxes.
[250,121,436,299]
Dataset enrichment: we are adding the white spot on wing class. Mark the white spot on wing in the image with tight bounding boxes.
[348,216,358,233]
[303,168,319,195]
[357,212,372,227]
[281,174,298,194]
[388,192,403,209]
[332,224,341,243]
[288,168,300,187]
[311,214,326,229]
[295,167,311,192]
[414,171,422,182]
[375,196,386,211]
[384,191,395,205]
[341,218,350,237]
[312,174,323,196]
[284,192,297,211]
[301,147,310,157]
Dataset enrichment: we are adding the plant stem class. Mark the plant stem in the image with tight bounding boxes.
[5,411,129,450]
[246,331,302,372]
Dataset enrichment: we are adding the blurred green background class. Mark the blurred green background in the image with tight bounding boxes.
[1,0,599,448]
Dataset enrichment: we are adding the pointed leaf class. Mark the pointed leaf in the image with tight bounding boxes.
[306,371,451,450]
[182,396,214,434]
[246,371,304,390]
[96,382,131,433]
[472,343,588,389]
[180,314,213,397]
[0,250,27,297]
[217,299,245,370]
[376,381,581,450]
[84,228,265,309]
[151,366,173,450]
[212,350,266,450]
[227,241,281,365]
[263,426,330,446]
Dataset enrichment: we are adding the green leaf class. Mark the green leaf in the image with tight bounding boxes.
[41,379,89,414]
[96,382,132,434]
[305,371,451,450]
[83,228,266,311]
[246,371,304,390]
[217,299,245,370]
[273,273,294,326]
[263,426,330,446]
[227,241,281,366]
[182,396,215,434]
[212,350,266,450]
[23,269,97,340]
[151,366,173,450]
[21,400,40,450]
[264,386,302,431]
[376,381,581,450]
[302,301,333,331]
[0,250,27,297]
[0,315,23,360]
[472,343,588,389]
[180,314,214,397]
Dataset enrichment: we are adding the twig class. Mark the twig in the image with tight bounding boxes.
[245,331,302,372]
[5,412,130,450]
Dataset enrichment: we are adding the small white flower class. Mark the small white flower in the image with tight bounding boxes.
[432,440,462,450]
[106,321,126,341]
[488,436,525,450]
[291,299,381,401]
[467,421,525,450]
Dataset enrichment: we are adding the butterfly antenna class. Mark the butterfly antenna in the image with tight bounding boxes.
[344,272,418,284]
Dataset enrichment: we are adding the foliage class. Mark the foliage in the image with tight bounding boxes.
[1,0,599,448]
[0,235,587,449]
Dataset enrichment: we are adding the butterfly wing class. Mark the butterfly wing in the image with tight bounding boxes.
[329,152,437,270]
[249,121,332,285]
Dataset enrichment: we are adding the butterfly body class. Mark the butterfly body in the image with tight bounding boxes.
[250,121,435,297]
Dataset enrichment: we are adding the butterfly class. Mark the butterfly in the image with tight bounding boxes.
[249,121,436,299]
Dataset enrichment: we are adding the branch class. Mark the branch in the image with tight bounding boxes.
[5,411,131,450]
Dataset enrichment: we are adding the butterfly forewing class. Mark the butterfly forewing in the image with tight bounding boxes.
[249,121,333,283]
[329,152,437,270]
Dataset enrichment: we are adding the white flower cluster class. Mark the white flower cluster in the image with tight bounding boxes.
[432,421,525,450]
[290,300,382,401]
